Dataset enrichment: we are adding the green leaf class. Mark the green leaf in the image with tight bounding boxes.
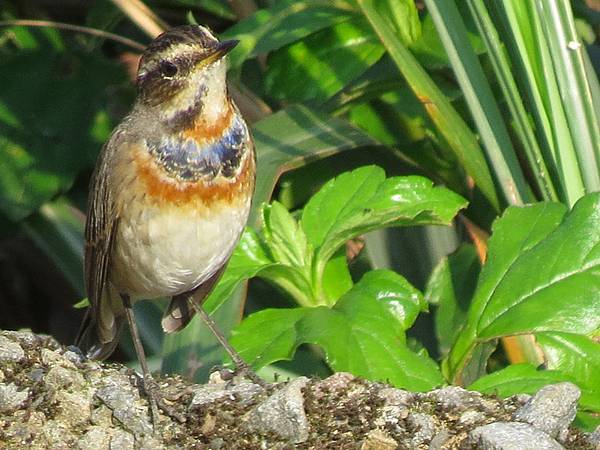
[223,1,354,68]
[449,195,600,382]
[477,195,600,337]
[0,51,125,220]
[468,363,569,396]
[320,247,354,303]
[347,269,426,330]
[251,105,378,224]
[372,0,421,46]
[232,272,443,390]
[409,12,485,69]
[264,18,385,102]
[262,201,312,269]
[537,331,600,409]
[425,244,480,357]
[300,166,467,267]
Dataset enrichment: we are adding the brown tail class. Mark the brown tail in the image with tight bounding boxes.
[75,307,124,360]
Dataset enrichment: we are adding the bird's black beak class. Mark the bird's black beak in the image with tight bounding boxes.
[202,39,239,64]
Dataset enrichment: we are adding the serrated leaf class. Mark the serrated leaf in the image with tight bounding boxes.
[264,18,385,102]
[262,201,312,269]
[300,166,467,269]
[449,195,600,382]
[477,195,600,337]
[232,272,443,390]
[426,244,480,357]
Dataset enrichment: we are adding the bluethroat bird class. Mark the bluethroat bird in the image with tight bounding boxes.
[76,25,258,418]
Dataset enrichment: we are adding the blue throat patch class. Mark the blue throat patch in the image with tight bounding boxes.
[148,114,247,181]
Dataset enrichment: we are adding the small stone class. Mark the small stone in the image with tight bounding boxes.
[42,419,77,449]
[469,422,564,450]
[245,377,309,444]
[0,382,29,413]
[375,388,412,427]
[208,437,225,449]
[513,382,579,441]
[408,412,438,447]
[190,381,263,409]
[138,436,165,450]
[41,348,76,369]
[110,429,135,450]
[429,429,452,450]
[459,409,486,426]
[55,390,92,427]
[77,426,111,450]
[585,424,600,449]
[91,404,114,426]
[2,330,45,347]
[45,366,86,390]
[0,336,25,363]
[63,349,85,365]
[95,373,152,437]
[360,429,397,450]
[28,368,45,383]
[312,372,356,399]
[426,385,484,411]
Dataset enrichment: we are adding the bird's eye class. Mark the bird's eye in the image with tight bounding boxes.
[160,61,178,78]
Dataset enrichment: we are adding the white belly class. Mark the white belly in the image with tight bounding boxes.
[110,200,249,299]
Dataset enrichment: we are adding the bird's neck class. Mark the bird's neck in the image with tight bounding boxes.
[159,61,229,132]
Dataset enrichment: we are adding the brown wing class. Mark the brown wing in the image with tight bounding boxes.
[77,127,127,355]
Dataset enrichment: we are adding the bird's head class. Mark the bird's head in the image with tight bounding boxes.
[135,25,238,126]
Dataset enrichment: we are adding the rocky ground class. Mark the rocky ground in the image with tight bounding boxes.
[0,329,598,449]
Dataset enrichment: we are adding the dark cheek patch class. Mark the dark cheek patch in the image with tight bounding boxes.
[148,116,247,181]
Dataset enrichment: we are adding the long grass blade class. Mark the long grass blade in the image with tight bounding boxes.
[536,0,600,192]
[357,0,500,211]
[425,0,532,206]
[466,0,558,202]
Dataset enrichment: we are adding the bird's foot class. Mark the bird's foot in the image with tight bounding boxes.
[137,373,187,428]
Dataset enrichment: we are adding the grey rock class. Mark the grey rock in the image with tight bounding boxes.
[408,412,438,447]
[513,382,579,441]
[426,385,485,411]
[0,335,25,363]
[360,429,397,450]
[374,387,412,428]
[95,373,153,437]
[469,422,564,450]
[429,429,452,450]
[245,377,309,444]
[54,390,92,427]
[41,348,76,369]
[458,409,486,426]
[42,419,77,449]
[0,382,29,413]
[110,430,135,450]
[190,381,263,408]
[45,365,86,390]
[2,330,45,347]
[77,426,111,450]
[584,424,600,449]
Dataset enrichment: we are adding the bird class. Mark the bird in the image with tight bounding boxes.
[76,25,257,419]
